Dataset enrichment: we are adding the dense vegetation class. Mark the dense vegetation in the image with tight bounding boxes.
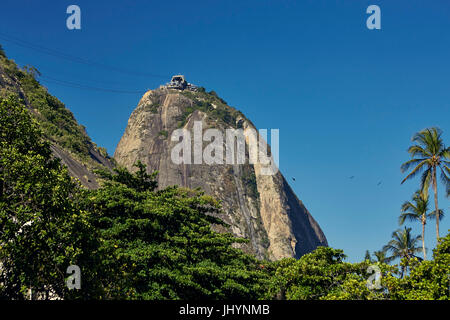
[0,49,110,163]
[0,97,98,299]
[1,97,448,300]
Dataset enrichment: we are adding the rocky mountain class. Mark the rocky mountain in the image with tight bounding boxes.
[0,46,114,188]
[0,44,327,261]
[114,85,328,260]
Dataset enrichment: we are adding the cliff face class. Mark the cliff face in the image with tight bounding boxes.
[0,50,114,188]
[114,88,327,260]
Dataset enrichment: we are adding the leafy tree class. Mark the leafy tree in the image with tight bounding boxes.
[401,127,450,240]
[332,231,450,300]
[399,190,444,260]
[383,227,422,278]
[385,230,450,300]
[0,97,100,299]
[266,247,391,300]
[79,163,269,299]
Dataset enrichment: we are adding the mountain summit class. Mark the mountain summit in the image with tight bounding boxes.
[114,79,327,260]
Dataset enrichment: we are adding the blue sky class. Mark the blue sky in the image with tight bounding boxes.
[1,0,449,262]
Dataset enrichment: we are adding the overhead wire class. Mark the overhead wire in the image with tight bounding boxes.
[39,75,147,94]
[0,32,167,79]
[0,32,163,94]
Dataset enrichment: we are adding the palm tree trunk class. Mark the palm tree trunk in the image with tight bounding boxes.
[422,220,426,260]
[433,167,440,241]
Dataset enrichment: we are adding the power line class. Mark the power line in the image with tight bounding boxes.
[0,32,168,79]
[37,66,146,86]
[39,75,146,94]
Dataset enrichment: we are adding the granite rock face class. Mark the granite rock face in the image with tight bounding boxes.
[114,88,327,260]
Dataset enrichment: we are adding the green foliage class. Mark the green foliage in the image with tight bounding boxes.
[401,127,450,240]
[0,97,100,299]
[266,247,391,300]
[401,127,450,194]
[364,250,373,263]
[179,90,242,128]
[145,102,160,114]
[81,163,269,299]
[266,232,450,300]
[373,250,389,263]
[383,227,422,270]
[158,130,168,138]
[208,90,228,105]
[384,231,450,300]
[98,147,109,158]
[0,52,108,162]
[210,107,236,126]
[399,190,430,226]
[242,165,259,200]
[176,98,214,128]
[0,44,5,58]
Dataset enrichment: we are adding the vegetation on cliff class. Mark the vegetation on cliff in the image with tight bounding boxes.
[179,89,245,128]
[0,49,112,168]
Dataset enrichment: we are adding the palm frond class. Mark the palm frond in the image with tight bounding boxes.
[439,165,450,193]
[400,199,417,213]
[401,158,426,173]
[383,227,423,262]
[420,168,432,194]
[398,212,420,225]
[428,209,445,221]
[407,145,431,158]
[440,147,450,160]
[401,160,428,184]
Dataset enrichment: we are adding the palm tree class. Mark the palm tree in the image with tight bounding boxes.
[401,127,450,241]
[398,190,444,260]
[383,227,422,278]
[364,250,373,263]
[373,250,390,264]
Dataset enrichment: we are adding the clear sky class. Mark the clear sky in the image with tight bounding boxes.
[1,0,449,262]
